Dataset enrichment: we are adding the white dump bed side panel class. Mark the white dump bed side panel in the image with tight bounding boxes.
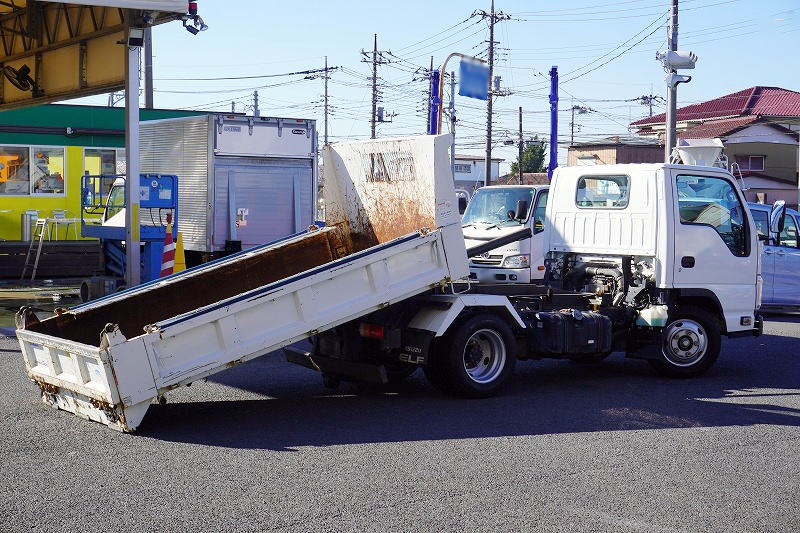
[547,165,658,256]
[146,231,451,390]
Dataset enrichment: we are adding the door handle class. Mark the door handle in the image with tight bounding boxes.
[777,250,786,256]
[764,249,774,255]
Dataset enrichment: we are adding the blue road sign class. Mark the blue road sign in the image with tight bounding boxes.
[458,61,489,101]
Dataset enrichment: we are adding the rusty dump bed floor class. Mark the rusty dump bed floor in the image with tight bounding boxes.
[25,226,359,347]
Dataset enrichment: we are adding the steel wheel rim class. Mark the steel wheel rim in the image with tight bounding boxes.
[463,328,506,384]
[662,319,707,367]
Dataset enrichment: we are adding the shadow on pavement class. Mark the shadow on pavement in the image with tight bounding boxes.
[138,328,800,450]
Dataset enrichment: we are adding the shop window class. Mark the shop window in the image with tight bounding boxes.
[32,147,65,194]
[84,148,118,176]
[0,146,30,195]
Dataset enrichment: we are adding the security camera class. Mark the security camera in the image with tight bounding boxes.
[656,50,697,70]
[665,73,692,89]
[182,14,208,35]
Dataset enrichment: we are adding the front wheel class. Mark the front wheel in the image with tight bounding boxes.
[424,314,516,398]
[649,306,721,378]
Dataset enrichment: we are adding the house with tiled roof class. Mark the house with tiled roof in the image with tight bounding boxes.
[630,86,800,207]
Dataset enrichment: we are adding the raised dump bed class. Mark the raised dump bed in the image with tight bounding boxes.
[15,134,468,432]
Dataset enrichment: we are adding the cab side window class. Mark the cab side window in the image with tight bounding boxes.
[751,210,769,240]
[779,215,798,248]
[533,190,548,234]
[676,175,749,257]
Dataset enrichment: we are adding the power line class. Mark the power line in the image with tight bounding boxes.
[154,66,339,82]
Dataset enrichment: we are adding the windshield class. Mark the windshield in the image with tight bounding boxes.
[462,187,535,227]
[105,184,125,221]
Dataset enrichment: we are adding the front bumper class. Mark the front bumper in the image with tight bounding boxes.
[469,266,531,284]
[727,314,763,338]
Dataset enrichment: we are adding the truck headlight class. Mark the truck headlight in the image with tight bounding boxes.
[501,254,530,268]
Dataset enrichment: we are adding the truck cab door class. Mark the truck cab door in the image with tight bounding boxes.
[772,213,800,306]
[529,189,548,279]
[672,172,757,330]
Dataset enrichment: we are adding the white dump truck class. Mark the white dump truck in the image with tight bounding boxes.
[15,135,763,432]
[462,184,549,284]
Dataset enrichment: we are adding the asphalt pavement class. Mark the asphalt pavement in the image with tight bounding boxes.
[1,316,799,532]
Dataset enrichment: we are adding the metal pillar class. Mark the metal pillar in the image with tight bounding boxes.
[548,66,558,180]
[144,26,153,109]
[518,106,523,184]
[665,0,679,162]
[125,29,142,288]
[450,71,456,178]
[428,70,441,135]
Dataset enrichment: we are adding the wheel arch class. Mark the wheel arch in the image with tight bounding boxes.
[674,289,726,333]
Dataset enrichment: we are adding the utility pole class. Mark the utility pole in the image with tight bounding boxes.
[371,34,377,139]
[570,104,592,144]
[144,27,153,109]
[475,0,510,186]
[361,34,389,139]
[253,90,260,117]
[665,0,679,162]
[323,55,329,145]
[518,106,523,184]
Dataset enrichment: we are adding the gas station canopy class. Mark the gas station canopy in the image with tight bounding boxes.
[0,1,187,111]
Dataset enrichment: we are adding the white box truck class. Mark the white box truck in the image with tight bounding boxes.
[15,136,762,432]
[139,114,318,262]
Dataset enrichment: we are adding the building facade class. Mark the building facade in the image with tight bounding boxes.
[453,154,504,191]
[567,136,663,166]
[0,104,203,240]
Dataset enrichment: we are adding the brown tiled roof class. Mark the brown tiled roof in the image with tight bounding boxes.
[678,116,761,139]
[631,86,800,126]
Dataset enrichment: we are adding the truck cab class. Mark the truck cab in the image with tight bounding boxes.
[545,163,760,345]
[748,201,800,309]
[462,184,549,283]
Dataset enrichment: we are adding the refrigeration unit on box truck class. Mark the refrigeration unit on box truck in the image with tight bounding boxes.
[139,114,318,263]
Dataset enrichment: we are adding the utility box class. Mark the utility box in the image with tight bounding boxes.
[139,114,317,255]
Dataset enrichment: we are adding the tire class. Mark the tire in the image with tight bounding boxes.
[424,313,516,398]
[649,305,721,378]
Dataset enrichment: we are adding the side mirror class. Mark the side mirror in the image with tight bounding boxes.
[514,199,529,220]
[458,196,468,215]
[769,200,786,235]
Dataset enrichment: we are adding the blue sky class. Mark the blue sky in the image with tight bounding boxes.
[74,0,800,171]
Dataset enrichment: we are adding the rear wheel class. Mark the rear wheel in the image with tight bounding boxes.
[649,305,721,378]
[424,314,516,398]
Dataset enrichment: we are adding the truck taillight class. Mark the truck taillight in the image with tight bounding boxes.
[189,2,198,15]
[359,323,385,340]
